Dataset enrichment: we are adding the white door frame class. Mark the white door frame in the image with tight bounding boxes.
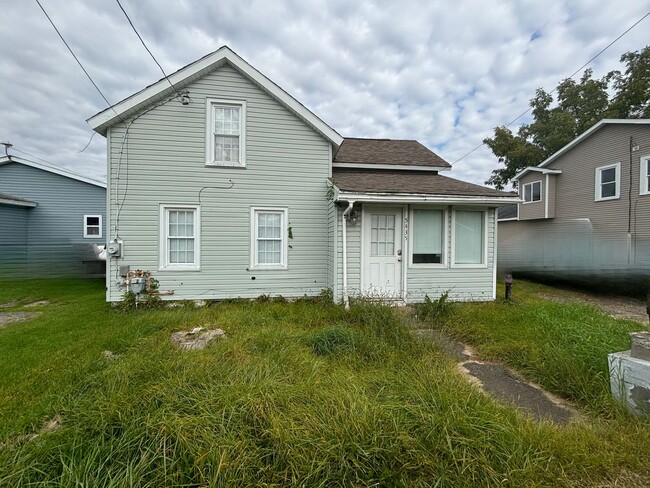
[360,204,407,299]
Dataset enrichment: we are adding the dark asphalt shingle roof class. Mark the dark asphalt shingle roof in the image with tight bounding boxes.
[334,138,451,168]
[331,170,517,198]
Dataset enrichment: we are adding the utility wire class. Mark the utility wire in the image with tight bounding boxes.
[452,9,650,165]
[114,0,181,95]
[11,147,78,171]
[34,0,119,114]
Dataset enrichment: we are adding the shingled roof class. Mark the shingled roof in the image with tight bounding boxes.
[331,170,516,198]
[333,138,451,169]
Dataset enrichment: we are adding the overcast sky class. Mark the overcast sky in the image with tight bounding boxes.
[1,0,648,187]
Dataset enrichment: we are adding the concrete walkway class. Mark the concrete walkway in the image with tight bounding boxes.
[412,328,578,425]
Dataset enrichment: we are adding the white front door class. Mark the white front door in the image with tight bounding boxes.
[362,207,403,298]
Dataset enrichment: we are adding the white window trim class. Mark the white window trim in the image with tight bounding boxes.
[159,204,201,271]
[522,180,542,204]
[250,206,288,270]
[640,155,650,196]
[205,98,246,167]
[450,209,488,269]
[595,162,621,201]
[408,207,447,269]
[83,214,102,238]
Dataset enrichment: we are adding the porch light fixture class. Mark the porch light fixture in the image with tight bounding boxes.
[348,209,360,225]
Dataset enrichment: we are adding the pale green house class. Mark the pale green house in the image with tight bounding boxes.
[88,46,517,303]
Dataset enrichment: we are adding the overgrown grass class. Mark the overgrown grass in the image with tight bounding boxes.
[0,279,649,486]
[424,280,643,417]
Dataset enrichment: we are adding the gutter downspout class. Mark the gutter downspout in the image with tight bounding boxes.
[341,200,355,309]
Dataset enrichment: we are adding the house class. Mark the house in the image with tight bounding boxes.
[498,119,650,287]
[87,46,517,303]
[0,155,106,278]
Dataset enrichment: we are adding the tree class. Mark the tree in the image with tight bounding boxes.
[485,46,650,189]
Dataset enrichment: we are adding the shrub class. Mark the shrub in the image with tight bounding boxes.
[416,292,452,325]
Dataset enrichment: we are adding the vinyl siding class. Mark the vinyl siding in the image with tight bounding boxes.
[0,163,106,278]
[106,64,332,300]
[334,204,496,302]
[498,123,650,280]
[0,204,29,275]
[518,173,545,220]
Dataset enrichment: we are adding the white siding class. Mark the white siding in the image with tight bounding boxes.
[106,65,332,300]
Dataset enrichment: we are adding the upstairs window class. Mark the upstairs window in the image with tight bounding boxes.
[411,209,444,265]
[250,207,288,269]
[595,163,620,201]
[206,99,246,167]
[522,180,541,203]
[641,156,650,195]
[83,215,102,238]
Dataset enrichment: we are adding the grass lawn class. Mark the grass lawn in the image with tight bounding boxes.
[0,279,648,486]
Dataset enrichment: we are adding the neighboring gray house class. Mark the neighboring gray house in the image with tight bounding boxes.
[0,156,106,278]
[88,46,517,303]
[498,119,650,286]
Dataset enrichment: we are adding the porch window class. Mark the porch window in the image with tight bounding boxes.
[453,210,485,266]
[411,209,444,264]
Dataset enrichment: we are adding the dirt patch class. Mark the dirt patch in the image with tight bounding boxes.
[171,327,226,350]
[0,301,17,308]
[23,300,50,308]
[537,289,649,325]
[0,312,40,328]
[0,415,62,449]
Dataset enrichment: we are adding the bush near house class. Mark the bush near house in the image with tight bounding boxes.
[0,279,648,487]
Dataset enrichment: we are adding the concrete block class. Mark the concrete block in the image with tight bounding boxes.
[609,350,650,416]
[630,332,650,361]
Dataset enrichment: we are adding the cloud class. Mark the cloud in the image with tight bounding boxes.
[0,0,648,186]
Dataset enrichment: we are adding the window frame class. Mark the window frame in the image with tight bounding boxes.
[159,204,201,271]
[522,180,542,204]
[450,209,488,268]
[594,162,621,201]
[205,98,246,168]
[83,214,102,239]
[408,207,447,268]
[250,206,289,270]
[640,155,650,196]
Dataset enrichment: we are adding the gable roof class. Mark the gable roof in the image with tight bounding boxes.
[87,46,343,148]
[331,169,518,203]
[333,138,451,171]
[513,119,650,181]
[0,156,106,189]
[0,191,38,207]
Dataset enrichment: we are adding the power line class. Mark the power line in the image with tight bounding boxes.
[34,0,117,111]
[452,9,650,165]
[114,0,181,95]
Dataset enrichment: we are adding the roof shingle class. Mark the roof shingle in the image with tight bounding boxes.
[334,138,451,168]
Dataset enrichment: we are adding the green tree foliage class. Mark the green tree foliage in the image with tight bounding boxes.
[485,46,650,189]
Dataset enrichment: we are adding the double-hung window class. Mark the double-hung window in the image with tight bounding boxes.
[251,207,288,269]
[206,99,246,167]
[83,215,102,238]
[452,210,486,266]
[411,209,445,265]
[595,163,620,201]
[641,155,650,195]
[522,180,541,203]
[160,205,200,270]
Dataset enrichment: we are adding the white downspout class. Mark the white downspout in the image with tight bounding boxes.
[341,200,355,309]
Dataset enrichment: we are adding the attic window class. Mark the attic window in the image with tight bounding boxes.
[522,181,541,203]
[206,99,246,167]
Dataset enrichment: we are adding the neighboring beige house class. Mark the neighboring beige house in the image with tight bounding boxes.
[498,119,650,287]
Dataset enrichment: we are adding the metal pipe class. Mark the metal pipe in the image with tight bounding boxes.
[341,200,355,309]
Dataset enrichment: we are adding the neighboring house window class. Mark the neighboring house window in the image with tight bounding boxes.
[83,215,102,238]
[452,210,486,266]
[206,99,246,167]
[595,163,620,201]
[641,155,650,195]
[411,209,444,265]
[160,205,200,270]
[250,207,288,269]
[522,180,541,203]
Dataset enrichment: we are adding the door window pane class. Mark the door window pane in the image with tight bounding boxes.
[370,213,395,256]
